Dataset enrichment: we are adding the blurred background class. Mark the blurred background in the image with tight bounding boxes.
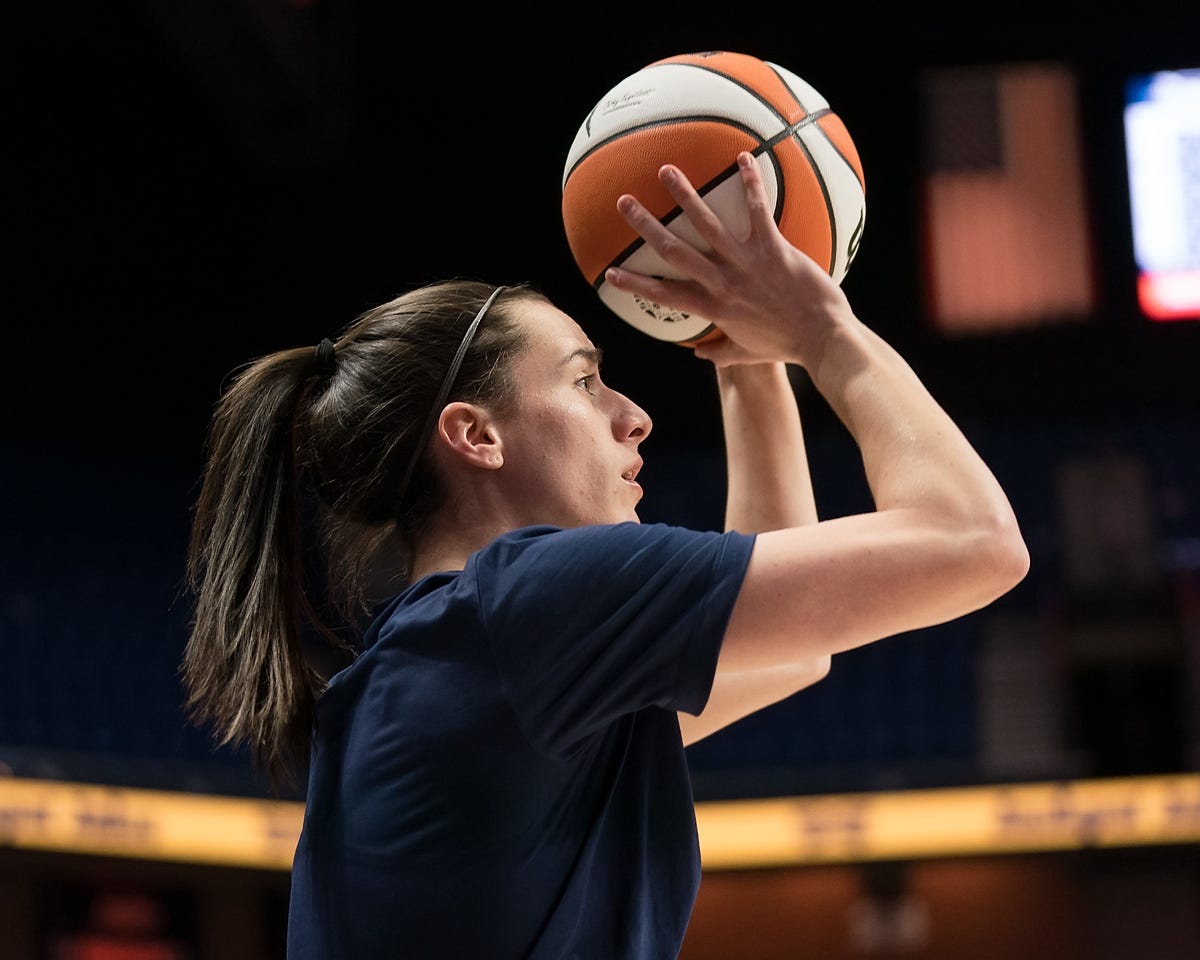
[4,1,1199,957]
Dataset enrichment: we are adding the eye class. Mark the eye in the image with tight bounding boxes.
[576,373,598,396]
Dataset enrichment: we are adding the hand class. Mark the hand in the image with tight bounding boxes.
[605,152,857,370]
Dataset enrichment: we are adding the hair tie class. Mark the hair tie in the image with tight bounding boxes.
[313,338,337,377]
[396,286,506,506]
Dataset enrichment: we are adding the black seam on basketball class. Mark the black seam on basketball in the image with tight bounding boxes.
[766,63,816,114]
[812,117,866,192]
[589,141,781,290]
[680,323,719,345]
[787,130,838,278]
[788,108,832,134]
[763,147,786,227]
[565,115,772,185]
[800,113,866,266]
[671,62,800,128]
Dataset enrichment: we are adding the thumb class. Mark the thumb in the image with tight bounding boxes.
[692,334,763,367]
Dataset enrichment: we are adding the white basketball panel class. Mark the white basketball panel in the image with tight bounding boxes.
[767,64,832,115]
[597,283,714,343]
[564,64,791,187]
[794,126,866,284]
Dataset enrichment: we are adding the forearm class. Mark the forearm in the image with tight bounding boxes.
[717,362,817,533]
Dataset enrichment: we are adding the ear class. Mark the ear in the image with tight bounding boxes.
[435,401,504,471]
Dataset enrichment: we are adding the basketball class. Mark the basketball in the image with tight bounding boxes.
[562,50,866,346]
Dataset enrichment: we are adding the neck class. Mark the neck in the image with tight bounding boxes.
[408,506,514,583]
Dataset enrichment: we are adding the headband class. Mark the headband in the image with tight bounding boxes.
[396,285,507,505]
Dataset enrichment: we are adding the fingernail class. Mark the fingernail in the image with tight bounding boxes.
[660,166,675,184]
[738,152,753,168]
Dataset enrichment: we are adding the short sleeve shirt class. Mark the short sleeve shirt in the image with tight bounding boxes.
[286,521,756,959]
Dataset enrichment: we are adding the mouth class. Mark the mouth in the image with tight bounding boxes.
[621,459,643,490]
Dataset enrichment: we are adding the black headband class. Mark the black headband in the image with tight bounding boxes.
[396,286,507,506]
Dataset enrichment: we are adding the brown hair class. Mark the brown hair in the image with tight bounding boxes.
[182,280,539,791]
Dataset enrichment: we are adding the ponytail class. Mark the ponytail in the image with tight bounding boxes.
[182,347,326,792]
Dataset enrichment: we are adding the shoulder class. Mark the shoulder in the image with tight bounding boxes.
[470,521,746,574]
[467,522,756,622]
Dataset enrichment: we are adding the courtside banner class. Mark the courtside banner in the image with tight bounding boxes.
[0,777,304,869]
[1,774,1197,870]
[695,773,1200,868]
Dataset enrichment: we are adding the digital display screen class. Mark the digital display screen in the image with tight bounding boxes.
[1123,68,1200,321]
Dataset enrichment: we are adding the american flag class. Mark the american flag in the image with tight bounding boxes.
[919,64,1097,334]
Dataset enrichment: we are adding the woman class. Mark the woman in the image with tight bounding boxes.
[183,153,1028,958]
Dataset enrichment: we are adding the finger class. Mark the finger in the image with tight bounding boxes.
[693,338,742,367]
[604,266,708,317]
[658,165,739,261]
[694,336,752,367]
[694,332,781,367]
[736,152,777,238]
[615,194,723,287]
[688,331,727,358]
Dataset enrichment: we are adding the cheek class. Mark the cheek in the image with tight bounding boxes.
[508,397,610,490]
[506,411,573,480]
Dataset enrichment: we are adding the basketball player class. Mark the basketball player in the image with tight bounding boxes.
[182,152,1028,958]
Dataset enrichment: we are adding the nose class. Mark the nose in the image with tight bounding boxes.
[613,391,652,443]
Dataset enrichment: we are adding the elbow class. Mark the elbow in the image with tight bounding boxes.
[792,653,832,696]
[979,514,1031,598]
[1007,530,1032,587]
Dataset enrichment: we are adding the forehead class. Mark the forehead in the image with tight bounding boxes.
[514,300,597,371]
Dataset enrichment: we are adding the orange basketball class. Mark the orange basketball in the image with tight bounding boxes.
[562,51,866,345]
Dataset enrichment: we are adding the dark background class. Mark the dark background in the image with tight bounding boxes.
[10,1,1200,475]
[4,1,1199,798]
[4,8,1199,956]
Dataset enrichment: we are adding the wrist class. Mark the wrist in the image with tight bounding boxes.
[716,360,791,390]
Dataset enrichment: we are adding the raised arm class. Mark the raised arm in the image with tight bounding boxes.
[676,362,830,745]
[718,362,817,533]
[608,153,1028,730]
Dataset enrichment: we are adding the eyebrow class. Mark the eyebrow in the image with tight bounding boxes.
[560,346,603,368]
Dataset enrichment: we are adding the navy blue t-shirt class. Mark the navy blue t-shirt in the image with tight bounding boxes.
[287,521,756,959]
